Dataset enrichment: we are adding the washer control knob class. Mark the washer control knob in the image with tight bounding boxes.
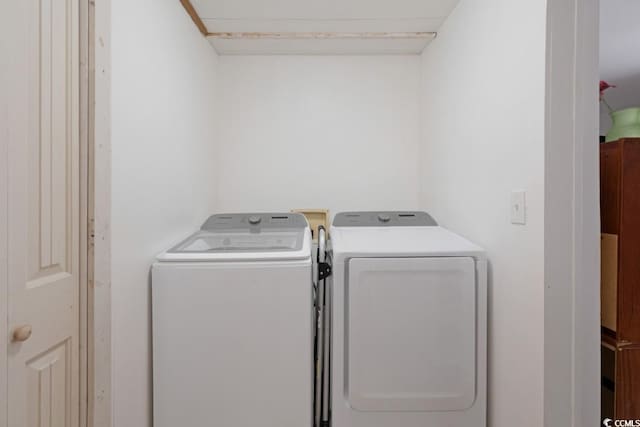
[248,215,262,225]
[378,214,391,223]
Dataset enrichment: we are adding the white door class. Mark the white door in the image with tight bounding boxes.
[347,257,477,412]
[3,1,81,427]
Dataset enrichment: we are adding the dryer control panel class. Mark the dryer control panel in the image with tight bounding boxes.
[332,211,437,227]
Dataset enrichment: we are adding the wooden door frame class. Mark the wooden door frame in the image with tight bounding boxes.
[87,0,112,426]
[79,0,98,425]
[80,0,90,425]
[1,23,8,427]
[79,0,112,426]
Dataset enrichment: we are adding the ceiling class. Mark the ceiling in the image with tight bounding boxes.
[188,0,460,54]
[599,0,640,132]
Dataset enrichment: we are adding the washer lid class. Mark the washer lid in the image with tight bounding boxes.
[157,213,311,262]
[171,229,304,253]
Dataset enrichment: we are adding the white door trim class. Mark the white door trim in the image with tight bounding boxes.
[544,0,600,425]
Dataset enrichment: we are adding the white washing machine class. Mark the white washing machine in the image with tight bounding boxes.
[329,211,487,427]
[152,213,313,427]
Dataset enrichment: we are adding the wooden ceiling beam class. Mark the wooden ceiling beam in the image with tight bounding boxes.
[179,1,438,41]
[206,31,437,40]
[180,0,208,36]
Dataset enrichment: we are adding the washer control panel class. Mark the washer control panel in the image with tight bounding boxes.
[201,213,308,231]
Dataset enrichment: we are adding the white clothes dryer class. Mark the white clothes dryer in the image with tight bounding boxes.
[329,211,487,427]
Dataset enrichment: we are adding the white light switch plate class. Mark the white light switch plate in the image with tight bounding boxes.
[511,191,526,225]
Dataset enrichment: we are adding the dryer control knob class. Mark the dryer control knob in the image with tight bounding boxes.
[248,215,262,225]
[378,214,391,223]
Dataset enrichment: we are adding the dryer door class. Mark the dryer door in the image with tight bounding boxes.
[347,257,476,412]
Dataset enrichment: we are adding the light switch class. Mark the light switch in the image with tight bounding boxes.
[511,191,526,225]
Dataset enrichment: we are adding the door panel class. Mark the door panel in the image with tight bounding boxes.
[347,257,476,412]
[27,341,72,427]
[6,0,80,426]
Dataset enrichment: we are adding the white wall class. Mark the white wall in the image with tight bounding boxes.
[111,1,219,426]
[215,55,421,215]
[600,0,640,134]
[420,1,546,426]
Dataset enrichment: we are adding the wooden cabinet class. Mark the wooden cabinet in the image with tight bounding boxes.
[602,336,640,420]
[600,138,640,342]
[601,138,640,420]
